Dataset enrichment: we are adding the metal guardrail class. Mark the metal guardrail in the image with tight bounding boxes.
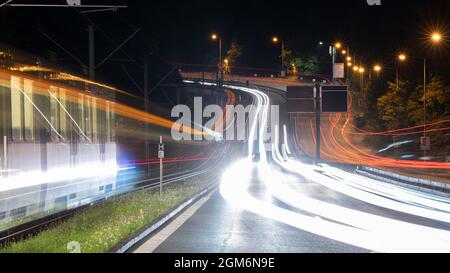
[357,166,450,195]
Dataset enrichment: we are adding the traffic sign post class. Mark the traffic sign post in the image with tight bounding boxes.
[420,136,431,152]
[159,136,164,195]
[314,83,321,161]
[286,85,348,163]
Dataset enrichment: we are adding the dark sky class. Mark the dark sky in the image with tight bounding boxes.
[1,0,449,86]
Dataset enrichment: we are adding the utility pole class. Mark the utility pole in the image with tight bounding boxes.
[144,62,150,177]
[315,83,321,162]
[219,38,223,86]
[88,24,95,80]
[281,40,285,77]
[159,136,164,195]
[423,58,427,159]
[3,3,128,80]
[331,46,336,86]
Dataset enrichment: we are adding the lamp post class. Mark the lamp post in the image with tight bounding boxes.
[359,66,365,95]
[211,33,223,85]
[422,32,443,158]
[272,37,285,77]
[373,64,382,79]
[397,53,407,89]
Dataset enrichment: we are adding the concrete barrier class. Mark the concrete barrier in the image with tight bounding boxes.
[357,166,450,196]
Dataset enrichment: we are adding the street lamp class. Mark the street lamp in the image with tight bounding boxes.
[358,67,365,92]
[211,33,223,85]
[422,32,443,158]
[396,53,407,89]
[398,54,407,61]
[432,32,442,43]
[272,36,285,77]
[373,64,382,79]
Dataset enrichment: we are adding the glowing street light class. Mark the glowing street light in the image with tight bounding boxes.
[347,62,353,67]
[342,50,347,55]
[346,56,352,62]
[374,65,382,72]
[272,36,285,77]
[353,66,359,72]
[396,54,407,88]
[422,31,444,158]
[211,33,223,84]
[359,67,365,73]
[431,32,442,43]
[335,42,342,49]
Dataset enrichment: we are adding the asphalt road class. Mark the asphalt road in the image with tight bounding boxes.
[135,81,450,253]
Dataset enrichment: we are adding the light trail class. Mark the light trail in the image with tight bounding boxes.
[219,83,450,253]
[299,113,450,169]
[0,69,209,137]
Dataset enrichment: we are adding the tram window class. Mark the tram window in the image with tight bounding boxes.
[59,89,67,140]
[85,97,92,140]
[10,206,26,220]
[11,76,23,141]
[49,87,60,141]
[92,98,98,142]
[24,79,34,141]
[105,184,113,193]
[79,95,85,141]
[106,102,113,142]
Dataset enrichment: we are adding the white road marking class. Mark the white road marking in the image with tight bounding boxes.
[133,191,215,253]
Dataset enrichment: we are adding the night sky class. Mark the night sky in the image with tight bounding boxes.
[1,0,449,88]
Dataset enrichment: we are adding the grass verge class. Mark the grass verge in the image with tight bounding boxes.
[0,174,214,253]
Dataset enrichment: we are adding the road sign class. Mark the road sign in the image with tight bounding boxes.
[321,86,348,113]
[287,86,315,99]
[420,137,431,151]
[286,86,315,113]
[158,143,165,159]
[159,136,164,195]
[333,63,345,79]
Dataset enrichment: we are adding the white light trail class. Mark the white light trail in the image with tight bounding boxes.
[219,83,450,253]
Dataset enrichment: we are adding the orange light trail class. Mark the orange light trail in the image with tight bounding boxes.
[0,69,206,136]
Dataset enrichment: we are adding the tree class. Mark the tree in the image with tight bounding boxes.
[406,77,450,156]
[377,80,411,130]
[224,42,243,74]
[290,56,319,75]
[300,56,319,74]
[407,76,448,124]
[281,45,293,69]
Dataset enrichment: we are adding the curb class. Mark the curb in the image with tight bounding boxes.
[108,182,219,253]
[356,167,450,197]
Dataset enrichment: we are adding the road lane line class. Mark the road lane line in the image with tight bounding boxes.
[133,191,215,253]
